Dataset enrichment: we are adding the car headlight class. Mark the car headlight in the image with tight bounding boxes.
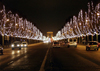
[1,48,3,50]
[24,44,27,46]
[21,44,23,47]
[75,43,77,45]
[17,44,20,47]
[11,44,14,47]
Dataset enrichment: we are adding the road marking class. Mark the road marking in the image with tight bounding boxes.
[39,45,50,71]
[8,61,14,65]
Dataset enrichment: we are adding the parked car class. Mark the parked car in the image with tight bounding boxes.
[21,41,28,47]
[67,38,77,48]
[86,41,99,51]
[11,41,22,50]
[98,41,100,47]
[0,45,3,55]
[52,42,60,48]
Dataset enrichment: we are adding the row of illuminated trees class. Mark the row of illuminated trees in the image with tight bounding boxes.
[0,5,44,41]
[55,2,100,41]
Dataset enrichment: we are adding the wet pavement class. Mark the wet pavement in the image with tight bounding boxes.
[0,43,100,71]
[0,43,48,71]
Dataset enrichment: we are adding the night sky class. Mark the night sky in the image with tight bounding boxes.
[1,0,99,36]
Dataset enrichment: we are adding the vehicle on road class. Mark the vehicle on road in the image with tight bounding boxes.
[67,38,77,48]
[0,45,3,55]
[61,41,68,47]
[52,42,60,48]
[59,41,64,46]
[21,41,28,47]
[11,41,22,50]
[98,41,100,47]
[86,41,99,51]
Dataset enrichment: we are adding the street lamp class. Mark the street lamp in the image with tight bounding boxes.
[79,23,81,25]
[6,19,9,22]
[97,12,100,16]
[15,23,18,26]
[86,19,88,22]
[74,26,76,28]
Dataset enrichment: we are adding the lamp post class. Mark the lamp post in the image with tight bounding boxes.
[91,34,93,41]
[96,33,98,41]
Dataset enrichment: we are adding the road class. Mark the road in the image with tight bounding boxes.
[0,43,100,71]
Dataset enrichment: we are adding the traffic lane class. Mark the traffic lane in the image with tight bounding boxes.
[45,45,100,71]
[0,43,44,70]
[2,43,49,71]
[61,44,100,61]
[0,48,28,66]
[0,42,43,61]
[75,44,100,66]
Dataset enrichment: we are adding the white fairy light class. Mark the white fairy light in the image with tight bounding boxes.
[55,2,100,39]
[0,5,44,41]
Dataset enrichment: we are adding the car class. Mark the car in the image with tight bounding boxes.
[0,45,3,55]
[67,38,77,48]
[21,41,28,47]
[98,41,100,47]
[86,41,99,51]
[52,42,60,48]
[61,41,68,47]
[11,41,22,50]
[59,41,63,46]
[64,41,68,45]
[61,41,66,46]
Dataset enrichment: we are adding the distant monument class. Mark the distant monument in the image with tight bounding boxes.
[47,32,53,38]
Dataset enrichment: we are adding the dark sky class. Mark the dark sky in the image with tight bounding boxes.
[1,0,99,36]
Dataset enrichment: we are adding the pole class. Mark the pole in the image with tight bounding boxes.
[96,34,98,42]
[87,35,89,42]
[91,34,93,41]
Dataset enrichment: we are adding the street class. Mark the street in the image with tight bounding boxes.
[0,0,100,71]
[0,43,48,71]
[0,43,100,71]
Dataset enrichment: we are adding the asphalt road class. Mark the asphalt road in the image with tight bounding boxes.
[0,43,100,71]
[45,44,100,71]
[0,43,49,71]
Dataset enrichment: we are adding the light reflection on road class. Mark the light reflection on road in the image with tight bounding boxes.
[17,50,20,53]
[0,47,28,65]
[11,48,27,55]
[12,51,15,55]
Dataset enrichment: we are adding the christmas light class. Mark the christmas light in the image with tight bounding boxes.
[55,2,100,40]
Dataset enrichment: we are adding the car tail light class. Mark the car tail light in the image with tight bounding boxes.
[1,48,3,50]
[97,45,98,47]
[53,44,55,46]
[89,45,91,47]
